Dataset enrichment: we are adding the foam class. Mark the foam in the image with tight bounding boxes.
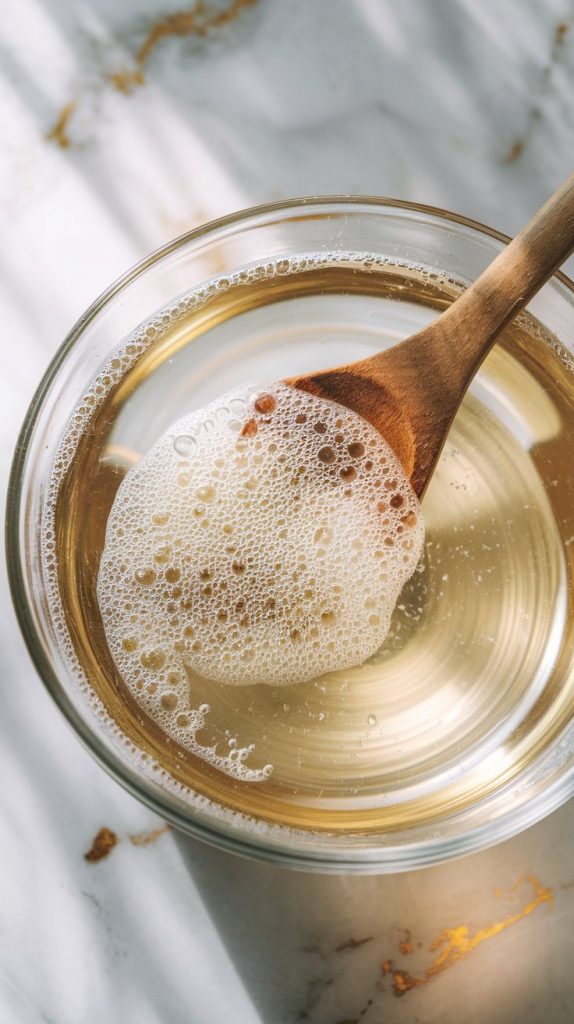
[43,251,431,788]
[96,382,424,756]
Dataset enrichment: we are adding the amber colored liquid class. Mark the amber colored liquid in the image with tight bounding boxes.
[52,260,574,832]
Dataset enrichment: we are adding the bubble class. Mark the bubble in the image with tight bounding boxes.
[253,393,277,414]
[173,434,197,457]
[134,568,156,586]
[195,485,216,502]
[140,650,166,671]
[318,446,335,464]
[229,399,246,416]
[161,692,178,711]
[241,418,258,438]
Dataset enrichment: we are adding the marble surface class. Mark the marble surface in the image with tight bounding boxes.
[2,1,574,1021]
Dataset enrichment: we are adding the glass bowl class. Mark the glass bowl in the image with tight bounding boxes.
[7,197,574,873]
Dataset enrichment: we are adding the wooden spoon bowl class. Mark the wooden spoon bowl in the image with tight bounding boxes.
[287,173,574,497]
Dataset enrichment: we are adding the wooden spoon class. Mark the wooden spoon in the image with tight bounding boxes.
[286,173,574,497]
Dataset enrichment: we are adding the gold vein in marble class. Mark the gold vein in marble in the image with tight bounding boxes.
[129,823,172,846]
[382,875,553,997]
[110,0,259,93]
[46,0,258,146]
[46,101,76,149]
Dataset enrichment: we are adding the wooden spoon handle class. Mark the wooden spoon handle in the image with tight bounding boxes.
[425,171,574,381]
[289,173,574,500]
[350,171,574,490]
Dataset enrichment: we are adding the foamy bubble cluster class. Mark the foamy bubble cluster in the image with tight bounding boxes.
[97,383,424,748]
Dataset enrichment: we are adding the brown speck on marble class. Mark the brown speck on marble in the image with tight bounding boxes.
[555,21,569,45]
[398,927,413,956]
[129,823,172,846]
[335,936,373,952]
[503,139,524,164]
[109,0,258,93]
[381,875,553,997]
[46,101,76,149]
[84,827,118,862]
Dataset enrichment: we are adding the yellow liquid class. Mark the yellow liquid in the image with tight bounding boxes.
[51,259,574,832]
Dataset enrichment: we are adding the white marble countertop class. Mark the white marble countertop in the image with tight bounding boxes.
[2,1,574,1021]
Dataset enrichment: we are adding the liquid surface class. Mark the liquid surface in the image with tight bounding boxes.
[45,256,574,832]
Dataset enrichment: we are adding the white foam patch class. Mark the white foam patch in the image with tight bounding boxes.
[43,252,435,789]
[97,382,424,761]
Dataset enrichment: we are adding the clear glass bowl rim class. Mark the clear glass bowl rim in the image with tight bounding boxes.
[6,194,574,874]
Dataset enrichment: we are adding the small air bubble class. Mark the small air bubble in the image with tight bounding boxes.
[173,434,196,457]
[229,398,246,416]
[241,418,258,438]
[154,545,171,564]
[161,693,178,711]
[318,446,335,464]
[134,568,156,586]
[195,485,216,503]
[254,393,276,414]
[140,650,166,670]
